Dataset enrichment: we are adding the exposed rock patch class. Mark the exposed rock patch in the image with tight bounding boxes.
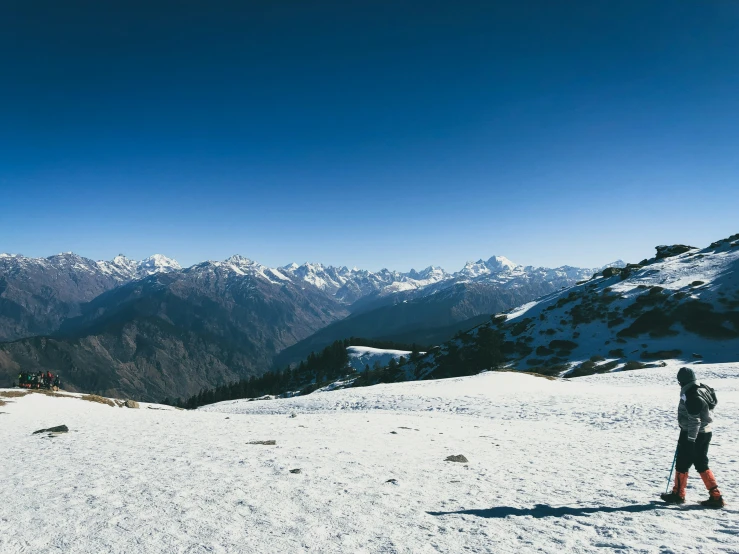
[655,244,695,260]
[33,425,69,435]
[445,455,468,463]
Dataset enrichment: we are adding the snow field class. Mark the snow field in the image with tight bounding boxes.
[346,346,418,373]
[1,363,738,553]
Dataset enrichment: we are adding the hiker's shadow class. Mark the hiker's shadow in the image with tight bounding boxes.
[428,502,706,519]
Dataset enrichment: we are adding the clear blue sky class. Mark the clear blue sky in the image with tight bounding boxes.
[1,1,738,271]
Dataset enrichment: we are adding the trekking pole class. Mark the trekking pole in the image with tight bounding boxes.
[665,441,679,494]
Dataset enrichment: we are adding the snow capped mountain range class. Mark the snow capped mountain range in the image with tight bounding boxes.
[458,255,518,278]
[98,253,181,280]
[0,251,620,305]
[276,256,624,303]
[0,251,181,282]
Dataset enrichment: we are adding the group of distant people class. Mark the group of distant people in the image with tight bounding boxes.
[17,371,61,391]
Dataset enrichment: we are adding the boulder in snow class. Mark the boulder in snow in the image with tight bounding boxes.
[33,425,69,435]
[445,454,469,463]
[124,399,140,409]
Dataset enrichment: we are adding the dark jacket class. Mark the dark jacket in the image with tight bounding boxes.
[677,382,713,441]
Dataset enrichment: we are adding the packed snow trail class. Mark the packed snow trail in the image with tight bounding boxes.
[1,362,738,553]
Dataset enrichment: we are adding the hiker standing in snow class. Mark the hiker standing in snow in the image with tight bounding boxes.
[661,367,725,508]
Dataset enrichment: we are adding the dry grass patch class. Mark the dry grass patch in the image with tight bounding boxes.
[0,399,6,407]
[10,389,119,407]
[80,394,116,407]
[29,389,76,399]
[0,390,28,398]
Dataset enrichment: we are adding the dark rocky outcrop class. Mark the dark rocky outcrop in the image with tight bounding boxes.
[33,424,69,434]
[445,454,469,463]
[655,245,695,260]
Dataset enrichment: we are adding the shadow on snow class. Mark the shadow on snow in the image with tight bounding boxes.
[428,502,708,519]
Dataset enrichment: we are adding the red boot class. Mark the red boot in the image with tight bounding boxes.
[699,470,725,508]
[661,471,688,504]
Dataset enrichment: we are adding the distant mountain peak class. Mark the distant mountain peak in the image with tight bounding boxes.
[113,253,132,262]
[485,255,518,272]
[601,260,626,269]
[225,254,254,265]
[51,251,84,259]
[459,255,518,278]
[408,265,447,280]
[138,254,181,273]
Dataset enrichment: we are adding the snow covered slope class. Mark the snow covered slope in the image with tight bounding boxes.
[346,345,419,372]
[490,236,739,374]
[402,235,739,380]
[2,362,737,553]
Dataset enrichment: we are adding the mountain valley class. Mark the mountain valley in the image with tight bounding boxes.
[0,250,611,400]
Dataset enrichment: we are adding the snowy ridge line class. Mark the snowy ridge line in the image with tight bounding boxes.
[0,251,181,282]
[1,250,621,302]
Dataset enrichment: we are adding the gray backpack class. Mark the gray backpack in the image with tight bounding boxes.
[697,383,718,410]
